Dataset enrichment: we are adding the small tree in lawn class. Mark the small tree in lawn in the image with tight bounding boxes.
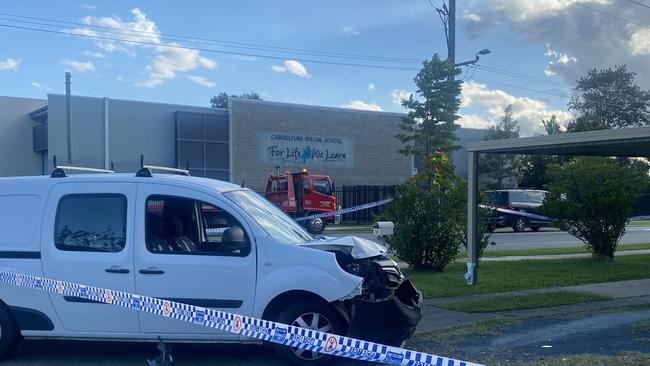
[380,152,466,270]
[480,105,520,189]
[543,157,648,259]
[382,54,492,270]
[396,54,462,165]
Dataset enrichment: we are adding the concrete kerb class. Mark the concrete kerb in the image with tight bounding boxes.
[414,279,650,334]
[425,279,650,306]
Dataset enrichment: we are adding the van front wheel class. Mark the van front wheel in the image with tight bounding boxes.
[273,301,346,366]
[0,306,19,360]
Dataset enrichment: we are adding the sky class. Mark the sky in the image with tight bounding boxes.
[1,0,650,136]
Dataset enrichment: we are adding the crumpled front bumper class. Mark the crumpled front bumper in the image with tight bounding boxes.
[347,279,423,346]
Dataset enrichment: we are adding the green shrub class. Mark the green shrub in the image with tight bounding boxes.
[544,157,648,258]
[380,152,492,271]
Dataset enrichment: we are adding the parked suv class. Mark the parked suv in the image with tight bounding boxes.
[0,172,422,365]
[484,189,550,232]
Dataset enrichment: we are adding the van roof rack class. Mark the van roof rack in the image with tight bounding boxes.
[136,155,190,177]
[51,155,114,178]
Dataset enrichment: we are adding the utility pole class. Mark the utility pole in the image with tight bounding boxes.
[65,72,72,164]
[447,0,455,78]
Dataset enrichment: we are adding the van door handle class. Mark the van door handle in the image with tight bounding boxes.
[105,266,130,274]
[139,267,165,275]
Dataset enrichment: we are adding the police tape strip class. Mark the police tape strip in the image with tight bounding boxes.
[0,270,484,366]
[479,204,551,222]
[294,198,393,222]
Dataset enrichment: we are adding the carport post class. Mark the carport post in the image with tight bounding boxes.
[466,151,478,285]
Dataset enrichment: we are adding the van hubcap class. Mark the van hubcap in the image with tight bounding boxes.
[516,219,526,232]
[291,312,333,360]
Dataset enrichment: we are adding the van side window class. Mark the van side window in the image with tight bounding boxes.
[145,195,250,257]
[54,194,127,252]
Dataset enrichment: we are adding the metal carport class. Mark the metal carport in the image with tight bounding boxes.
[465,125,650,285]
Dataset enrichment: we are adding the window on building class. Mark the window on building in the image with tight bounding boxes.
[145,195,249,257]
[55,194,127,252]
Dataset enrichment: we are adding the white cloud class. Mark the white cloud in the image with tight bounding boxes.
[463,11,482,23]
[187,75,216,88]
[391,89,413,105]
[271,60,310,77]
[198,57,218,70]
[459,81,572,136]
[368,83,376,91]
[70,8,217,87]
[342,26,359,36]
[0,57,22,71]
[30,82,43,89]
[63,59,95,73]
[340,100,383,111]
[84,51,105,58]
[462,0,650,88]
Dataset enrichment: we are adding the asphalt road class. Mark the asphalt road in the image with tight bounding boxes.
[6,227,650,365]
[5,340,366,366]
[329,225,650,251]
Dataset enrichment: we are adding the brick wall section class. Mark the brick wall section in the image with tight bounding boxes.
[229,98,412,189]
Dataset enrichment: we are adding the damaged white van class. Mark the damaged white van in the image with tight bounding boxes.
[0,168,422,365]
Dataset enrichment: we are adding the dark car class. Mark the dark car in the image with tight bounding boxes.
[484,189,550,232]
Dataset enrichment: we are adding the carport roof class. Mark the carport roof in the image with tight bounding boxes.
[467,125,650,157]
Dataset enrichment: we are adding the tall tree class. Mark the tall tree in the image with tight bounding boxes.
[210,92,261,108]
[519,115,564,189]
[567,65,650,132]
[479,105,520,189]
[396,54,462,161]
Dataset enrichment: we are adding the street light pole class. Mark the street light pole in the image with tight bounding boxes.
[65,72,72,165]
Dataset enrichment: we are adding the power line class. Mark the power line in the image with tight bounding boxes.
[0,11,422,64]
[0,10,577,89]
[477,65,570,89]
[623,0,650,10]
[567,0,650,29]
[471,76,571,98]
[0,22,421,71]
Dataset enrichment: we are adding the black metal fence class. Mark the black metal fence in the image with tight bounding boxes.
[334,185,396,224]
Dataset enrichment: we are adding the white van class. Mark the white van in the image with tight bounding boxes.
[0,171,422,365]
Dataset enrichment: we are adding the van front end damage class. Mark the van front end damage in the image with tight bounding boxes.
[334,253,423,346]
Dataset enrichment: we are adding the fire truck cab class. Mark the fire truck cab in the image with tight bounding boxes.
[264,170,337,234]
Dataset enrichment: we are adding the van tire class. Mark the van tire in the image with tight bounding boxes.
[512,217,527,232]
[0,306,19,360]
[272,301,345,366]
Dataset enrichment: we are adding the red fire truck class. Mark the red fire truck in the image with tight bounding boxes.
[264,169,337,234]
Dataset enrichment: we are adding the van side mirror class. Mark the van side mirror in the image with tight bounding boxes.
[221,226,250,253]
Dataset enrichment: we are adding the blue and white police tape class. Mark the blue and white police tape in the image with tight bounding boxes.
[0,270,483,366]
[295,198,393,222]
[479,204,551,222]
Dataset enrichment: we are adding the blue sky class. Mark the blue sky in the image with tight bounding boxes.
[2,1,648,135]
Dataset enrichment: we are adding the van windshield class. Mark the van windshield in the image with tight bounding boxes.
[224,190,313,244]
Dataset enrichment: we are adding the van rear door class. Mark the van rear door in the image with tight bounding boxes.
[41,182,139,333]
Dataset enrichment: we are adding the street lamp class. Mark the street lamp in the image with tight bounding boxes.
[454,48,491,67]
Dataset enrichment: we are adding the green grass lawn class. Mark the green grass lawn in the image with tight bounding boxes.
[404,254,650,298]
[628,220,650,226]
[436,291,609,313]
[456,242,650,259]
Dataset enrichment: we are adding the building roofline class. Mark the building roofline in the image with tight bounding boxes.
[467,125,650,154]
[229,97,406,117]
[47,93,228,113]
